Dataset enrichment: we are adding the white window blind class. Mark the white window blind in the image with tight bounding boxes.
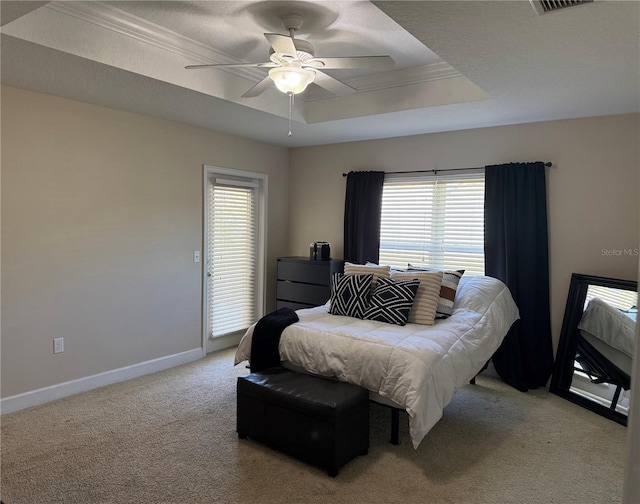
[208,178,258,337]
[379,175,485,275]
[585,285,638,312]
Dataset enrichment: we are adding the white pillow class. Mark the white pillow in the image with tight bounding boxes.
[391,270,443,325]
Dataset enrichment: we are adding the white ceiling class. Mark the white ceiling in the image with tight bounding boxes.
[1,0,638,147]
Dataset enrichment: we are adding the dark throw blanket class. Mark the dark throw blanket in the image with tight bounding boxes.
[250,307,299,372]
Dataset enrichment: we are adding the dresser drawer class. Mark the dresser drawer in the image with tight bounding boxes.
[276,300,317,311]
[277,259,332,285]
[277,280,331,306]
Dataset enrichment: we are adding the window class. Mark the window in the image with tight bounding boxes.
[585,285,637,312]
[206,169,266,339]
[379,175,485,275]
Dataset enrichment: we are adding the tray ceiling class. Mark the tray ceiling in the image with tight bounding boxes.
[1,1,638,147]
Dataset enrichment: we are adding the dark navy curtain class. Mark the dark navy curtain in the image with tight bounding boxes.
[343,171,385,264]
[484,162,554,391]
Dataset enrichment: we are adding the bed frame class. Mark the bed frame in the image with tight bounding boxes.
[382,364,487,445]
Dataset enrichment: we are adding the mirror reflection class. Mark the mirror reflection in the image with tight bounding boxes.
[550,273,638,426]
[571,285,637,416]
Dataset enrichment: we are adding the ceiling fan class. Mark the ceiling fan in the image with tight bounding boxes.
[185,13,395,99]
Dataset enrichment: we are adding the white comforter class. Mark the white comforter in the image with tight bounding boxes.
[578,298,636,358]
[235,275,519,448]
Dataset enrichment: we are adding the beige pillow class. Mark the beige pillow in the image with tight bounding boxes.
[390,270,443,325]
[408,265,465,319]
[344,262,391,287]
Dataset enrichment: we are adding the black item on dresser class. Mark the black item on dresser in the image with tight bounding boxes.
[276,257,344,310]
[237,368,369,477]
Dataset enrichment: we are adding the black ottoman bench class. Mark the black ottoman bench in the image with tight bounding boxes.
[237,368,369,477]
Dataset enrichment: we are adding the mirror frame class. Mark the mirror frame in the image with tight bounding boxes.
[550,273,637,426]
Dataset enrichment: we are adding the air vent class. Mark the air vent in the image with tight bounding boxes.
[529,0,593,15]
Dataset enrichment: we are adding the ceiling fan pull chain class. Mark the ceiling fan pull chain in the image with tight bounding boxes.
[288,92,294,137]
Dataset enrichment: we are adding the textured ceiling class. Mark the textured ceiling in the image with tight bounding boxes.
[1,0,638,147]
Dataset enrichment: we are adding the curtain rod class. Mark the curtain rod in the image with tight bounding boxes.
[342,162,552,177]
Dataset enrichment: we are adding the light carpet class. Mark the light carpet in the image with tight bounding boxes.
[0,348,627,504]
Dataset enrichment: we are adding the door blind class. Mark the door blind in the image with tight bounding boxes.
[208,179,258,337]
[379,176,485,274]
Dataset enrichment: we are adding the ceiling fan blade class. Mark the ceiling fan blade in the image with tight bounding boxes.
[264,33,297,57]
[305,56,394,70]
[312,71,356,96]
[185,62,276,70]
[242,76,274,98]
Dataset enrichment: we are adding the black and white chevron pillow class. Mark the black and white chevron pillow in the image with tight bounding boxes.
[329,273,373,319]
[363,276,420,326]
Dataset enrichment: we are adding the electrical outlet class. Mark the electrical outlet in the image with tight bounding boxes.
[53,337,64,354]
[193,251,200,263]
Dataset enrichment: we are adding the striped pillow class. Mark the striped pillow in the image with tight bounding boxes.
[344,262,390,287]
[390,270,443,325]
[408,265,465,319]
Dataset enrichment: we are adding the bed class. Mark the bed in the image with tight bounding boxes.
[235,275,519,449]
[577,297,636,376]
[574,297,636,408]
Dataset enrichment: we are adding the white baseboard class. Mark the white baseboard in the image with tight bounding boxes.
[0,348,203,415]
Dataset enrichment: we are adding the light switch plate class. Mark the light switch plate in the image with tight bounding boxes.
[53,337,64,354]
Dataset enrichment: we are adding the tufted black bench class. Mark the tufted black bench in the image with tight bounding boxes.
[237,368,369,477]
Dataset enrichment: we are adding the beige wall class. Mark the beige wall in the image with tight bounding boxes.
[1,86,289,398]
[289,114,640,352]
[2,84,637,401]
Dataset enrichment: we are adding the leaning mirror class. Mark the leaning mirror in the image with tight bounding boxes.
[550,273,637,426]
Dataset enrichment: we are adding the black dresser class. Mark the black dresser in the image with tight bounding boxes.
[276,257,344,310]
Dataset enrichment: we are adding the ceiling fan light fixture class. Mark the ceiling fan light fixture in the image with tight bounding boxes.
[268,66,315,95]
